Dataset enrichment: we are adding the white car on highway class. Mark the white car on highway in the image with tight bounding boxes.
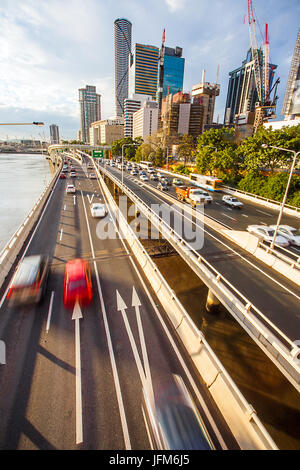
[246,225,290,247]
[222,195,243,208]
[90,203,106,218]
[66,184,76,194]
[269,225,300,247]
[197,189,213,203]
[140,174,149,181]
[89,173,96,179]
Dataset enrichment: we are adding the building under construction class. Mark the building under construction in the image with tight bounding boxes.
[281,28,300,121]
[160,91,204,145]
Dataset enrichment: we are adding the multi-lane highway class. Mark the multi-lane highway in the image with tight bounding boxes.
[100,162,300,347]
[0,159,239,450]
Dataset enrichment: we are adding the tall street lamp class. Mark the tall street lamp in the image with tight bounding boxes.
[261,144,299,250]
[0,122,44,126]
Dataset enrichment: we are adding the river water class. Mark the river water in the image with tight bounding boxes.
[0,153,53,252]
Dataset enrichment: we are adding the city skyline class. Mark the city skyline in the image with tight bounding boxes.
[0,0,299,140]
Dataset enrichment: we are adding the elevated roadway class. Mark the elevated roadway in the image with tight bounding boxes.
[0,158,244,450]
[98,161,300,390]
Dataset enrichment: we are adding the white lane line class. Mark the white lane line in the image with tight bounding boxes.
[59,228,63,241]
[94,170,227,450]
[64,204,66,211]
[107,168,300,302]
[260,221,267,225]
[242,214,249,217]
[256,209,272,216]
[46,291,55,333]
[72,301,83,445]
[80,190,131,450]
[73,195,76,205]
[221,212,237,221]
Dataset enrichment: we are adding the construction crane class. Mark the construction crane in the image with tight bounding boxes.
[248,0,280,133]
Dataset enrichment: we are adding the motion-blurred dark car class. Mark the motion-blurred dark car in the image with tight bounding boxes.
[157,182,168,191]
[142,374,214,450]
[7,255,50,305]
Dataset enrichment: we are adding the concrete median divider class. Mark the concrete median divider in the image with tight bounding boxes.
[96,166,278,450]
[0,163,61,290]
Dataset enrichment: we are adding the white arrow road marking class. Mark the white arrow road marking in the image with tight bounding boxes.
[87,194,94,204]
[132,287,155,405]
[81,190,131,450]
[116,290,147,387]
[72,299,83,445]
[46,291,55,333]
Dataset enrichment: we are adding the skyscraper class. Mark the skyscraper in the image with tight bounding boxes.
[114,18,132,117]
[78,85,101,142]
[281,29,300,120]
[129,43,159,100]
[161,46,185,98]
[49,124,60,144]
[224,49,277,125]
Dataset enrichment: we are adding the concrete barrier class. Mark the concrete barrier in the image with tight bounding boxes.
[96,164,278,450]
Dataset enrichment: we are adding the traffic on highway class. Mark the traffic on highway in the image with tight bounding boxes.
[0,157,239,450]
[100,158,300,347]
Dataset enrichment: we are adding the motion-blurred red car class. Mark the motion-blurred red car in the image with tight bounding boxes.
[59,173,66,179]
[63,259,93,309]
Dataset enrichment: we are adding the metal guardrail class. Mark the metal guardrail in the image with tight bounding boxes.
[99,164,300,392]
[222,185,300,213]
[96,159,278,450]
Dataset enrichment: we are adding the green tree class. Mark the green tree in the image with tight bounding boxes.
[196,127,237,176]
[177,134,195,165]
[239,124,300,173]
[154,148,164,167]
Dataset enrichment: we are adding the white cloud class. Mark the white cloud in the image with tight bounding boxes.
[165,0,186,13]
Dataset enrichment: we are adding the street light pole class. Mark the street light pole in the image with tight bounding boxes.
[261,144,299,249]
[0,122,44,126]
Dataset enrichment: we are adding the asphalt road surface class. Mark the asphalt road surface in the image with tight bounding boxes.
[0,159,238,450]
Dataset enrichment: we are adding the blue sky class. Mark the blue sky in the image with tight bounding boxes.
[0,0,299,141]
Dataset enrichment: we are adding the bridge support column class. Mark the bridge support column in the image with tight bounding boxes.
[206,289,220,313]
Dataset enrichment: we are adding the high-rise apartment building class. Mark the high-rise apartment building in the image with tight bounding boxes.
[49,124,60,144]
[132,100,158,140]
[224,49,277,125]
[114,18,132,117]
[191,70,220,132]
[78,85,101,142]
[129,43,159,100]
[124,93,153,138]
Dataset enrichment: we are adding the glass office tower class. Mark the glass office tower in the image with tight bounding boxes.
[162,47,185,97]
